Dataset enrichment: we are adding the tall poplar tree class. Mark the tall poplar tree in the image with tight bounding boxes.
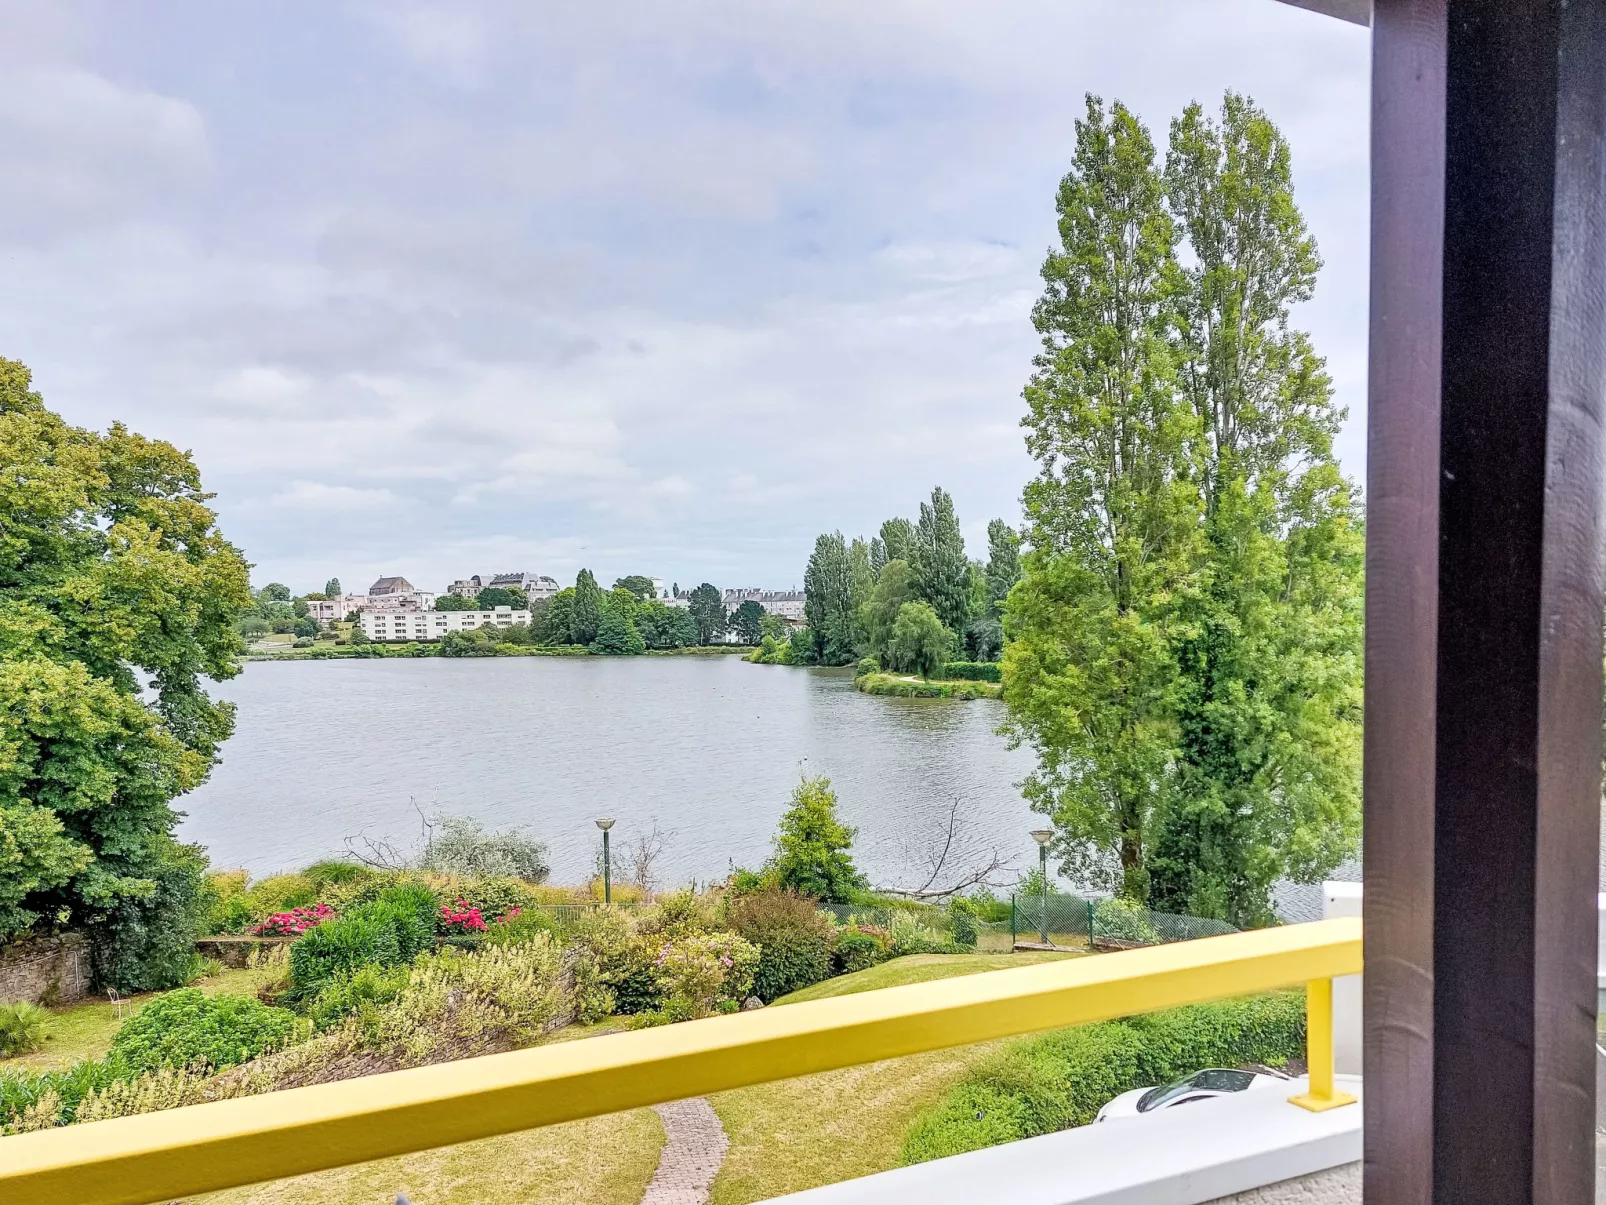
[878,518,914,566]
[1147,95,1362,925]
[803,532,855,665]
[910,487,970,636]
[1004,96,1197,900]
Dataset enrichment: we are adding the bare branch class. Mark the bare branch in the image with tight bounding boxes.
[625,822,673,897]
[876,794,1017,900]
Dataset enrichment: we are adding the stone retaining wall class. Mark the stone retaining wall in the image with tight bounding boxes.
[195,936,295,968]
[0,934,91,1005]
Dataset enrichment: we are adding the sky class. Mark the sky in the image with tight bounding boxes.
[0,1,1371,597]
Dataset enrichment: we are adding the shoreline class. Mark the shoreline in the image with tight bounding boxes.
[242,644,758,663]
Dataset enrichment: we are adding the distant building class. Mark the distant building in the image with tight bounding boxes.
[360,606,531,642]
[447,576,484,598]
[486,571,560,599]
[369,576,415,596]
[303,594,367,623]
[722,588,806,623]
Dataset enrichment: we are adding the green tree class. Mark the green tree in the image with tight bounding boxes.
[323,578,341,596]
[571,570,604,644]
[966,519,1023,661]
[687,583,725,645]
[730,600,766,645]
[1145,94,1362,926]
[434,594,474,611]
[878,518,914,565]
[590,608,646,655]
[261,583,290,602]
[1004,95,1196,902]
[887,601,955,678]
[865,558,914,665]
[803,533,855,665]
[538,589,577,644]
[613,575,656,600]
[292,617,318,639]
[768,775,866,904]
[0,358,252,984]
[637,600,696,649]
[910,487,971,635]
[475,586,525,609]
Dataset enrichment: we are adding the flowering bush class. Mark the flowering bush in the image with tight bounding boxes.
[650,932,759,1020]
[439,900,488,934]
[252,904,333,937]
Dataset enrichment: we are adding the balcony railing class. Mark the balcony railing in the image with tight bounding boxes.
[0,916,1361,1205]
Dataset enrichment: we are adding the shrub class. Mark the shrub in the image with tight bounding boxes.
[855,656,881,679]
[89,838,212,993]
[567,908,656,1020]
[288,884,437,1000]
[438,900,488,934]
[479,908,560,948]
[649,932,760,1019]
[1093,897,1162,945]
[435,875,544,925]
[901,992,1306,1163]
[304,861,372,891]
[107,989,298,1076]
[0,1002,52,1056]
[833,928,889,975]
[253,903,334,936]
[726,890,837,1002]
[947,899,979,948]
[940,661,1002,682]
[306,963,411,1033]
[417,816,551,883]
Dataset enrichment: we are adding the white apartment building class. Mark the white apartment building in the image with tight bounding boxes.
[447,576,484,598]
[360,606,531,642]
[722,588,806,622]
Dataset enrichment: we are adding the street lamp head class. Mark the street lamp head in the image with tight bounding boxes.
[1029,828,1054,847]
[595,817,615,831]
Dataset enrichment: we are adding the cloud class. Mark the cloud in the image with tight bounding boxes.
[0,68,208,239]
[0,0,1371,595]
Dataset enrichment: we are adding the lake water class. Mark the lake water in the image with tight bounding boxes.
[179,656,1039,890]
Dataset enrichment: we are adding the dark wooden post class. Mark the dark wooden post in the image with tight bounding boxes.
[1365,2,1606,1203]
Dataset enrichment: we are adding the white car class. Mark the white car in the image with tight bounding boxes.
[1094,1068,1290,1122]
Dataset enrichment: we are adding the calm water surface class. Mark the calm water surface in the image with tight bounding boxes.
[180,656,1038,888]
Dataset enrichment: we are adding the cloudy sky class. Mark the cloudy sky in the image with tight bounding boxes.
[0,1,1370,596]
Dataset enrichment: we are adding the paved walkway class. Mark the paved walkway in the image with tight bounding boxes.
[640,1097,730,1205]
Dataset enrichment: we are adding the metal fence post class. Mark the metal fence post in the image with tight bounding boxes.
[1288,977,1357,1113]
[1086,899,1096,951]
[1010,894,1017,944]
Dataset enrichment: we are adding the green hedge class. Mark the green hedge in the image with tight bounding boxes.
[940,662,1002,682]
[901,992,1306,1164]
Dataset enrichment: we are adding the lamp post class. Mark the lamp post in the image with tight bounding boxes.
[1030,829,1053,945]
[595,817,615,904]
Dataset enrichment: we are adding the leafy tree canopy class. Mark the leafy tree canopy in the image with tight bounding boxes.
[323,578,341,596]
[730,599,766,646]
[475,586,526,610]
[0,358,251,975]
[613,575,657,600]
[687,583,725,645]
[260,583,291,602]
[571,570,604,644]
[1004,94,1361,925]
[887,601,955,679]
[434,594,474,611]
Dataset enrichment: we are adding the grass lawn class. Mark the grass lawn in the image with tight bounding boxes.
[2,963,282,1073]
[197,1109,665,1205]
[708,951,1082,1205]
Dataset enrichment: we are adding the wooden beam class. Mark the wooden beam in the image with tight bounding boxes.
[1365,2,1606,1203]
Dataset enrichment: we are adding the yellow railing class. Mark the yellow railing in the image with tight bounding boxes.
[0,917,1361,1205]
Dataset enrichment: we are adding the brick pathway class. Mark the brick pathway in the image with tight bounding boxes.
[639,1097,729,1205]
